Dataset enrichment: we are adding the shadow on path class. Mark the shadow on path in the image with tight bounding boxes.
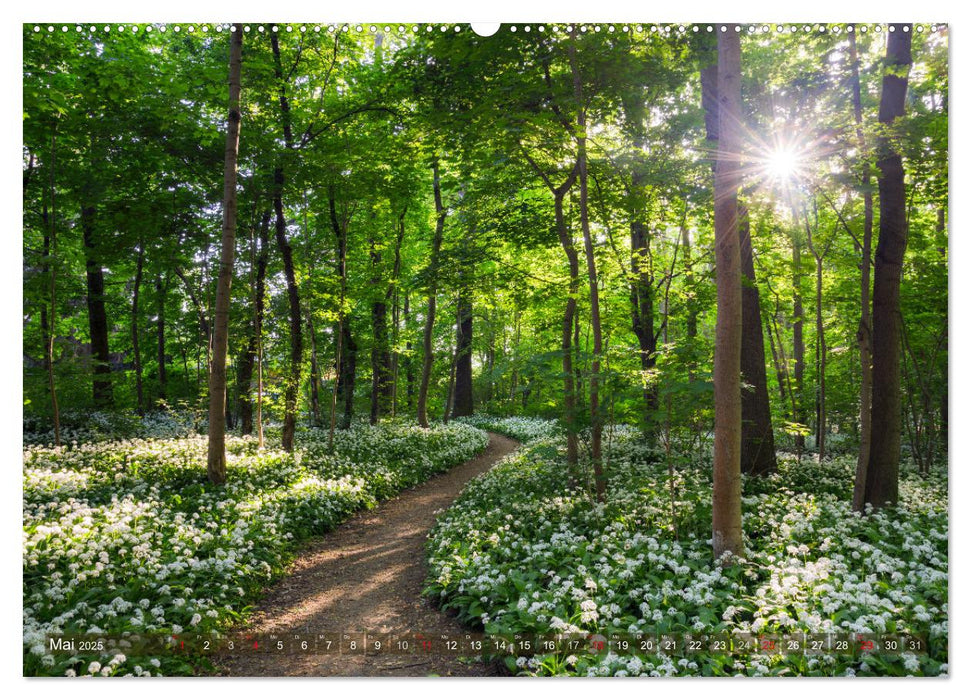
[213,431,519,677]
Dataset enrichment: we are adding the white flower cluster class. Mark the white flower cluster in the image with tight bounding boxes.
[23,420,488,676]
[426,427,948,677]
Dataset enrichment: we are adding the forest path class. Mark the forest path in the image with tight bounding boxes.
[212,431,518,677]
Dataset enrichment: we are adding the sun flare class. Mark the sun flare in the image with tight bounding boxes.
[765,148,800,181]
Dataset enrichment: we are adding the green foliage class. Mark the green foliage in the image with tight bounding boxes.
[426,422,947,676]
[23,420,489,676]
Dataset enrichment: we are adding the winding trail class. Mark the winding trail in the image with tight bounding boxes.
[213,431,518,677]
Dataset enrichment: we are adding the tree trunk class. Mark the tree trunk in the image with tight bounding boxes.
[404,292,415,409]
[417,161,447,428]
[850,30,875,512]
[43,132,61,444]
[710,30,744,560]
[523,151,580,468]
[452,289,474,417]
[155,273,167,402]
[339,324,357,429]
[739,205,777,475]
[81,204,113,407]
[791,220,806,455]
[630,212,659,435]
[806,215,827,463]
[862,25,912,509]
[131,244,145,415]
[570,34,605,503]
[328,188,350,443]
[271,33,302,452]
[308,312,321,426]
[206,23,243,486]
[237,211,270,435]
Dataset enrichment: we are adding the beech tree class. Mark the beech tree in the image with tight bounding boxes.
[207,24,243,486]
[860,24,913,509]
[711,27,744,560]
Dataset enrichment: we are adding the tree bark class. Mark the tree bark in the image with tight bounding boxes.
[452,288,474,417]
[570,34,606,503]
[43,132,60,444]
[237,211,270,435]
[522,152,580,468]
[710,30,744,560]
[739,205,777,475]
[131,244,145,415]
[850,30,875,512]
[791,219,806,456]
[155,273,167,402]
[862,25,912,509]
[271,32,302,452]
[328,188,350,442]
[339,324,357,429]
[417,161,447,428]
[630,208,659,435]
[206,23,243,485]
[404,292,415,409]
[81,204,114,407]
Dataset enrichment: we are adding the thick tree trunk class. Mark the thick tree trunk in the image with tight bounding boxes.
[81,205,113,407]
[206,23,243,486]
[851,31,875,512]
[570,35,605,503]
[132,244,145,415]
[452,289,474,417]
[630,212,659,435]
[710,31,744,560]
[739,205,777,475]
[417,161,446,428]
[863,25,912,509]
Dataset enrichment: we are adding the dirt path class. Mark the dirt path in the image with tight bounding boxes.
[213,431,518,677]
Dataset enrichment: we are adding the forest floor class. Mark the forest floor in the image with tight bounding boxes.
[212,431,519,677]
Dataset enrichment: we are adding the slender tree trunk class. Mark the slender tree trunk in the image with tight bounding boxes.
[710,30,744,560]
[308,313,321,426]
[339,324,357,429]
[328,189,350,443]
[404,293,415,409]
[851,31,875,511]
[805,210,827,463]
[156,273,167,402]
[682,224,698,343]
[206,23,243,485]
[570,35,605,503]
[417,161,446,428]
[81,204,113,407]
[131,244,145,415]
[44,132,60,444]
[791,221,806,456]
[271,32,302,452]
[738,205,777,475]
[237,211,270,434]
[443,305,459,424]
[862,25,913,507]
